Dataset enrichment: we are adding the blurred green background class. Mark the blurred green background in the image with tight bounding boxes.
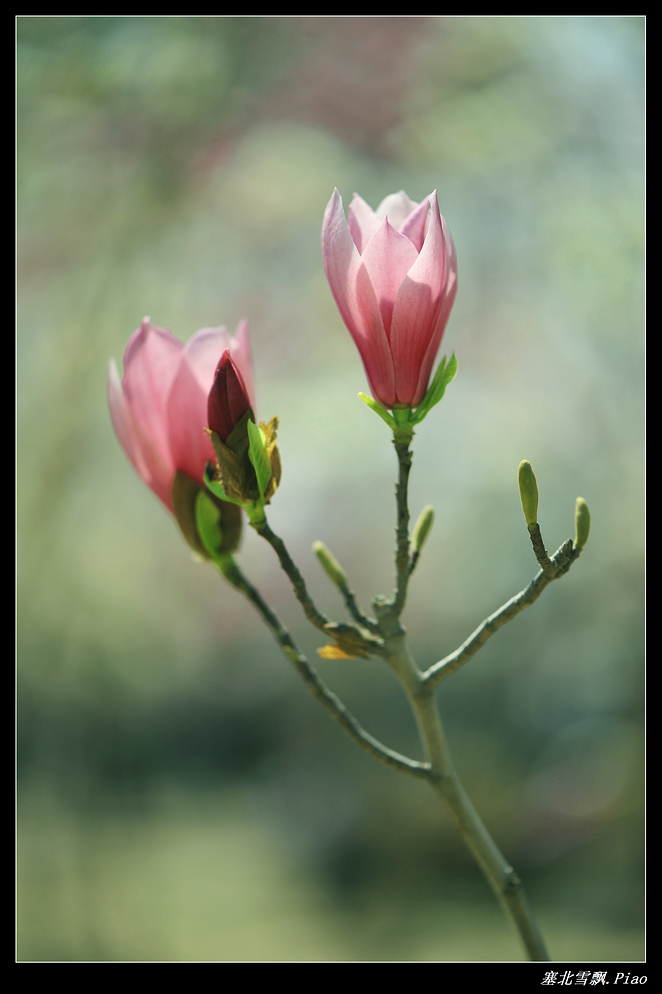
[17,16,644,962]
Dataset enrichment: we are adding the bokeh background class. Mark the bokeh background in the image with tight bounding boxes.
[17,16,644,962]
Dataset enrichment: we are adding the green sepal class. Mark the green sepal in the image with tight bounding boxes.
[172,471,242,559]
[203,461,246,508]
[171,472,211,558]
[194,488,220,559]
[208,410,261,505]
[411,353,457,425]
[359,354,457,434]
[195,488,224,561]
[247,419,272,501]
[358,392,399,431]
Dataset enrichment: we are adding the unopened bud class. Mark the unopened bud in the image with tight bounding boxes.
[411,505,434,553]
[208,350,253,445]
[313,540,347,590]
[574,497,591,551]
[518,460,539,526]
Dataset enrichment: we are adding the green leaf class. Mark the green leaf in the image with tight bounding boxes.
[247,419,272,500]
[411,353,457,425]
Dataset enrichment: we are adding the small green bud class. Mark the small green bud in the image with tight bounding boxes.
[412,505,435,553]
[313,540,348,591]
[574,497,591,551]
[518,460,539,526]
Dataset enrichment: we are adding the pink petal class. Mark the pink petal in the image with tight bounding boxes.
[108,359,176,510]
[228,318,256,414]
[182,321,256,415]
[389,280,438,405]
[121,319,184,463]
[347,193,381,254]
[353,263,397,408]
[359,217,419,337]
[389,198,457,404]
[180,326,233,392]
[322,189,395,406]
[399,196,431,252]
[410,262,458,407]
[402,193,452,299]
[374,190,419,228]
[388,200,457,406]
[166,350,215,486]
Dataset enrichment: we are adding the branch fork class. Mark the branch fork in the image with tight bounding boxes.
[217,443,588,963]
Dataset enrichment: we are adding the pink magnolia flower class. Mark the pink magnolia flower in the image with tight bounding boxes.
[322,188,457,409]
[108,317,254,513]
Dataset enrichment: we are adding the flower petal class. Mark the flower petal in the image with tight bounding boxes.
[322,189,395,405]
[228,318,256,414]
[108,358,176,510]
[121,319,183,463]
[359,217,419,337]
[347,193,381,254]
[375,190,419,228]
[166,352,215,485]
[389,196,457,405]
[398,196,430,252]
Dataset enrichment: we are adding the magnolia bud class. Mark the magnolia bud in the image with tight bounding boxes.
[313,540,348,591]
[574,497,591,551]
[518,460,539,526]
[208,350,253,445]
[411,505,434,553]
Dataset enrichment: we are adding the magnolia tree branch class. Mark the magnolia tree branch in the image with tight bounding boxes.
[381,631,550,962]
[336,578,382,635]
[228,443,583,961]
[423,534,581,691]
[252,517,387,658]
[311,540,382,636]
[364,439,552,961]
[250,518,333,634]
[218,557,430,781]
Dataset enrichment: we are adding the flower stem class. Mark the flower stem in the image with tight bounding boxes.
[393,438,413,616]
[374,435,413,626]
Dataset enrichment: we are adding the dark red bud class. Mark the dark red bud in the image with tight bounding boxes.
[207,350,253,444]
